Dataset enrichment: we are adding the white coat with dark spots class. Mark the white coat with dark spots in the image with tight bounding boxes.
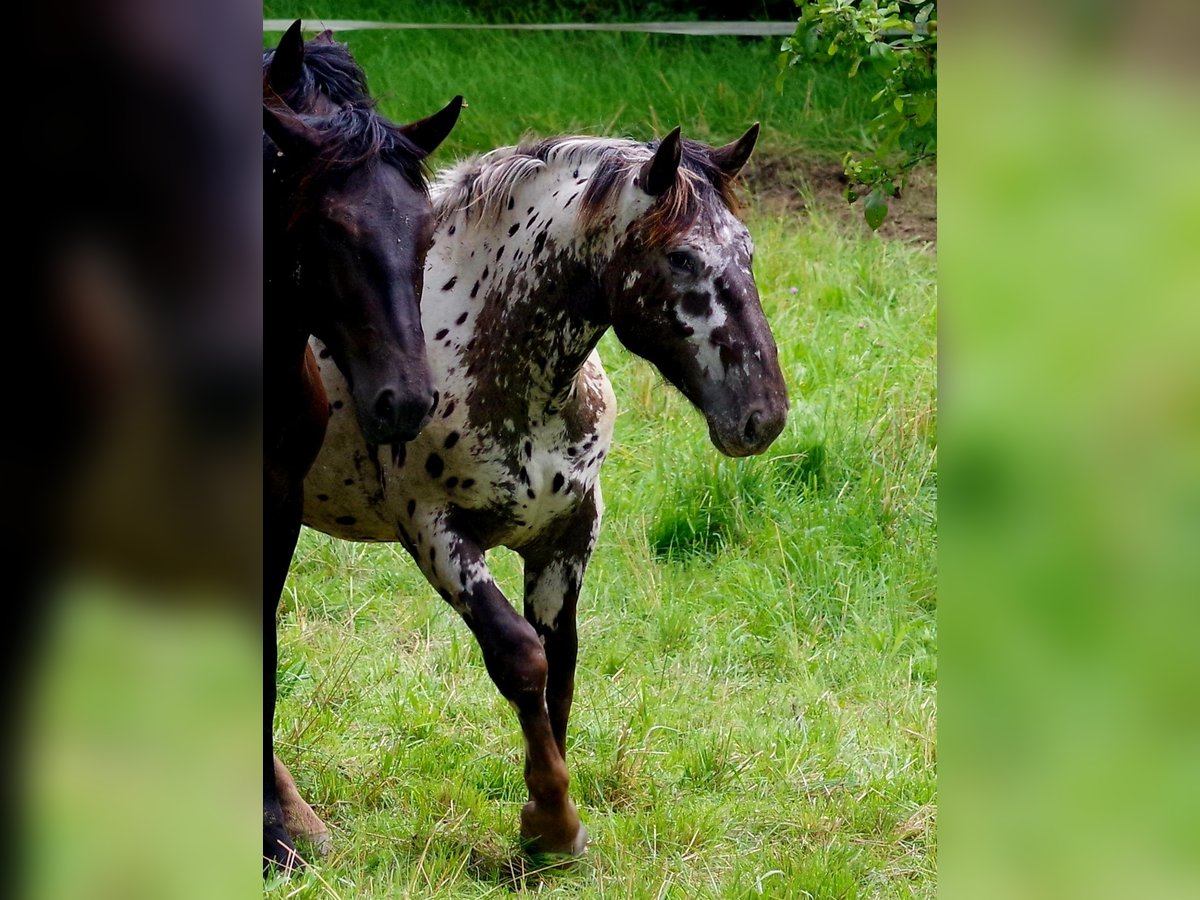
[302,126,788,857]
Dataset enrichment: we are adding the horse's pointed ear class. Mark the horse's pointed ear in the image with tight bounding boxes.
[399,95,464,158]
[639,126,682,197]
[312,29,336,45]
[269,20,305,93]
[264,104,321,160]
[711,122,760,179]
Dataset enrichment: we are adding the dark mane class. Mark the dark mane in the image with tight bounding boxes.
[262,35,372,112]
[307,106,427,191]
[264,104,427,197]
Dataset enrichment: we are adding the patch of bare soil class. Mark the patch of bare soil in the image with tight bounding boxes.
[740,153,936,249]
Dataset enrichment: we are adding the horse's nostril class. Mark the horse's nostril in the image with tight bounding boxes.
[743,410,762,444]
[374,389,396,423]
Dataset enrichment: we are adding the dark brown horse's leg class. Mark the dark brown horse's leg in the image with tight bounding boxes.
[265,350,330,871]
[412,522,585,856]
[274,754,330,855]
[518,491,602,760]
[264,479,304,871]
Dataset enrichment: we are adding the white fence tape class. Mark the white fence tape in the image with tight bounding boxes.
[263,19,798,36]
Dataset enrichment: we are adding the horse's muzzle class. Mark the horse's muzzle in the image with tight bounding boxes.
[361,386,434,445]
[708,399,788,458]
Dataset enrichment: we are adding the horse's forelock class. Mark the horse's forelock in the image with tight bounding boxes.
[580,141,740,247]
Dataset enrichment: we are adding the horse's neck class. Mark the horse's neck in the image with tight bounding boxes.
[435,191,609,410]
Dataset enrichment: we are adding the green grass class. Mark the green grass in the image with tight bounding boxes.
[266,8,935,897]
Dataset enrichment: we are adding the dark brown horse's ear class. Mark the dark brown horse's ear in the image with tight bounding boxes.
[269,20,305,93]
[639,126,682,197]
[264,104,321,160]
[399,95,464,158]
[711,123,760,179]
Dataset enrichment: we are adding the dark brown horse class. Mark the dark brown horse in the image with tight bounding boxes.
[263,22,461,869]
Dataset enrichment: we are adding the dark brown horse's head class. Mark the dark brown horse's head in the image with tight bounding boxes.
[263,97,461,444]
[597,126,788,457]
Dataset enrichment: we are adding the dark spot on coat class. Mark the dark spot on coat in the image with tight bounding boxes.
[456,311,469,325]
[564,192,578,208]
[406,499,416,517]
[429,391,440,415]
[316,494,329,501]
[448,224,456,235]
[524,440,533,458]
[425,453,444,478]
[508,223,519,236]
[461,478,475,489]
[444,431,460,449]
[319,348,331,359]
[435,328,449,340]
[533,232,546,255]
[343,478,354,486]
[518,466,529,484]
[445,476,458,489]
[552,473,565,493]
[470,281,480,298]
[442,400,457,418]
[332,399,343,409]
[335,515,356,525]
[526,488,536,499]
[507,196,515,210]
[496,246,505,262]
[481,266,490,280]
[527,206,534,214]
[442,276,457,291]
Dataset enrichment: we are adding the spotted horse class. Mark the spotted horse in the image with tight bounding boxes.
[303,126,789,856]
[263,20,462,870]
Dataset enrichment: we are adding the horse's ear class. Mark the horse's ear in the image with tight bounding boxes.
[711,123,760,179]
[399,95,464,158]
[264,104,321,160]
[268,20,305,93]
[312,29,336,45]
[639,126,682,197]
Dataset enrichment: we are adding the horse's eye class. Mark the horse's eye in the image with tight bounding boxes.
[667,251,698,275]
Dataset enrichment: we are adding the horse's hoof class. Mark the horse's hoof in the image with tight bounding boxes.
[295,828,331,858]
[263,824,306,874]
[520,801,589,858]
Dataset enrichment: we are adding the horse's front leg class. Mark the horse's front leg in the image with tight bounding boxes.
[264,474,303,871]
[518,489,602,760]
[409,511,587,856]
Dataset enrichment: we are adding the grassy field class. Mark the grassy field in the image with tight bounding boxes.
[266,9,936,898]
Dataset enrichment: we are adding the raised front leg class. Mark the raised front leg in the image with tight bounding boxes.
[518,489,602,760]
[407,508,587,856]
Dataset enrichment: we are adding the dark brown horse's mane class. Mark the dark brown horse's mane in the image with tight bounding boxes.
[307,106,428,191]
[262,35,371,112]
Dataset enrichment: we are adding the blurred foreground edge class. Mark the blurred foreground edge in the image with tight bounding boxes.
[12,1,261,896]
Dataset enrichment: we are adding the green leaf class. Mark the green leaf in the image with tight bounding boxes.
[864,189,888,230]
